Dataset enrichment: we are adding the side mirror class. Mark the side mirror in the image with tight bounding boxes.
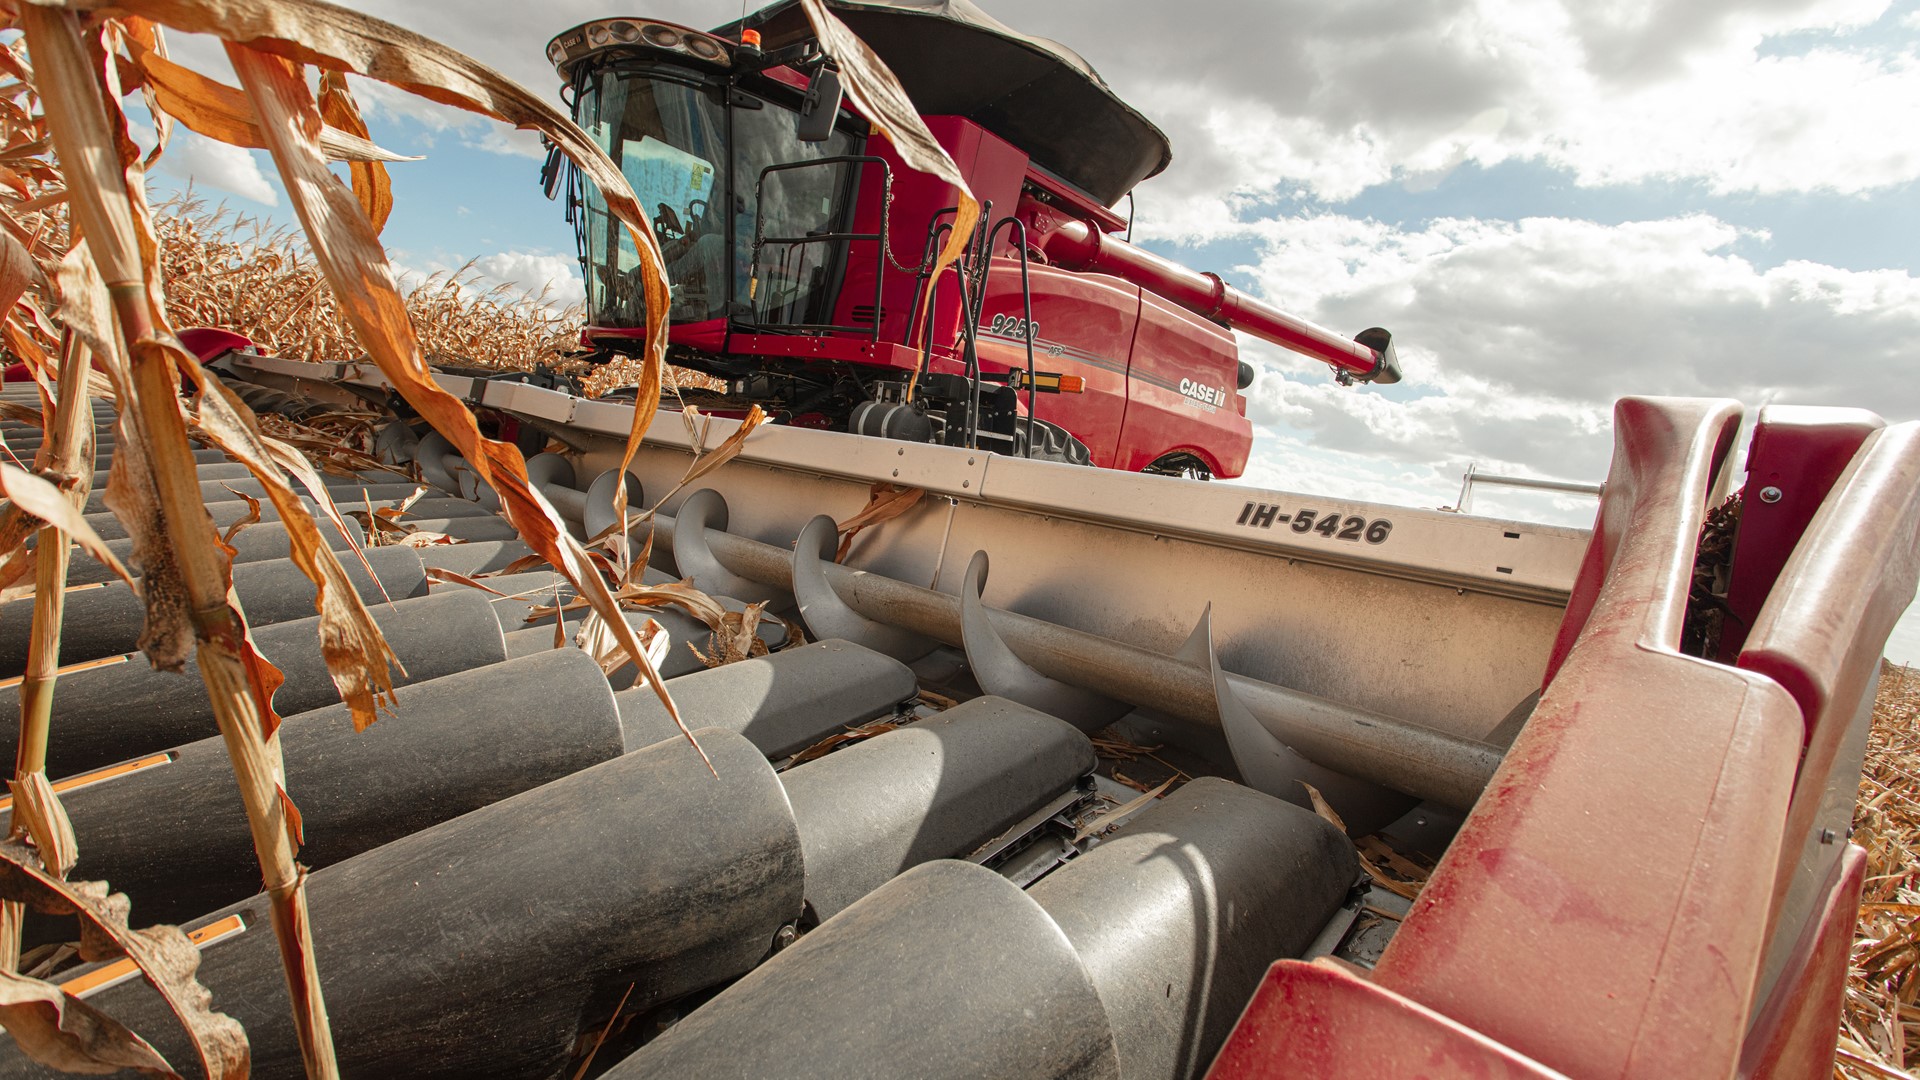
[798,66,843,142]
[540,144,563,201]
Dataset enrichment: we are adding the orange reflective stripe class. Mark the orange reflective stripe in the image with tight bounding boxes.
[0,652,130,691]
[61,914,247,999]
[0,752,171,812]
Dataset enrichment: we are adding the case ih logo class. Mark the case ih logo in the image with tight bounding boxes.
[1179,377,1227,408]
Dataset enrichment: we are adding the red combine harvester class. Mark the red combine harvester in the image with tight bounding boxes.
[540,0,1399,479]
[5,4,1915,1080]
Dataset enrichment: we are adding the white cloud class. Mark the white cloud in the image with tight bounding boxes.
[153,128,279,207]
[148,0,1920,207]
[1008,0,1917,215]
[470,251,587,309]
[1218,211,1920,514]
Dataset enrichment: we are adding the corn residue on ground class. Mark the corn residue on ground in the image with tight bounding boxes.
[1843,662,1920,1079]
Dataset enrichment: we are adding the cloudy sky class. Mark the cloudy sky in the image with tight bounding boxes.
[143,0,1920,659]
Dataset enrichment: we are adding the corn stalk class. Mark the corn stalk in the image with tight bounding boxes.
[20,7,337,1075]
[0,330,95,970]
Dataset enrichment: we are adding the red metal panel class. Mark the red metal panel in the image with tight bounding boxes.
[1716,406,1884,663]
[1736,421,1920,930]
[1204,959,1569,1079]
[1113,289,1253,477]
[974,261,1139,467]
[835,116,1029,347]
[1738,845,1865,1080]
[1370,398,1805,1079]
[1541,397,1740,684]
[721,332,929,372]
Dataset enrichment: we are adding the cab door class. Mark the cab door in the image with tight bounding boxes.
[972,260,1140,468]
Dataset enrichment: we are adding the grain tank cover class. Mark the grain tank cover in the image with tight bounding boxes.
[723,0,1171,206]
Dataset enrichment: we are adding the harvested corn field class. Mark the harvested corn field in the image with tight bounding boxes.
[1844,664,1920,1080]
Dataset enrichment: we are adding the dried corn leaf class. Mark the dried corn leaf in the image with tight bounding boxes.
[316,70,391,233]
[215,484,259,547]
[7,773,77,879]
[0,401,45,430]
[0,840,246,1079]
[1302,783,1425,899]
[0,967,173,1076]
[636,405,766,524]
[835,481,924,562]
[0,464,135,587]
[221,38,699,762]
[180,356,398,731]
[0,225,36,318]
[690,600,768,668]
[1074,779,1171,844]
[116,17,171,169]
[1300,780,1347,833]
[787,719,901,767]
[575,611,667,681]
[123,32,413,165]
[423,565,508,596]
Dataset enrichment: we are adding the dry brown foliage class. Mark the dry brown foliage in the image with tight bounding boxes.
[154,195,725,398]
[157,196,580,369]
[1842,662,1920,1079]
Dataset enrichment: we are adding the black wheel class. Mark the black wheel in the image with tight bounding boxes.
[1144,453,1212,481]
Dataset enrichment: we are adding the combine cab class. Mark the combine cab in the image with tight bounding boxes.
[541,0,1401,478]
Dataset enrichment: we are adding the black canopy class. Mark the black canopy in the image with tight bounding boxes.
[719,0,1170,206]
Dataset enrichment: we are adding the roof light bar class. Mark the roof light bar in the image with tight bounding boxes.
[547,18,734,78]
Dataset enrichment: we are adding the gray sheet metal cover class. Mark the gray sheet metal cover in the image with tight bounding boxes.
[608,859,1121,1080]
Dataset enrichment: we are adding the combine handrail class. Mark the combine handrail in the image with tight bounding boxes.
[743,154,892,340]
[1453,462,1602,513]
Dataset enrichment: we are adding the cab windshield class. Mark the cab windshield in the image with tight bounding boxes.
[574,65,861,329]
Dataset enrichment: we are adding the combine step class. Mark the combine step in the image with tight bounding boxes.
[10,640,920,930]
[606,778,1358,1080]
[0,700,1094,1079]
[0,590,508,778]
[0,547,428,678]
